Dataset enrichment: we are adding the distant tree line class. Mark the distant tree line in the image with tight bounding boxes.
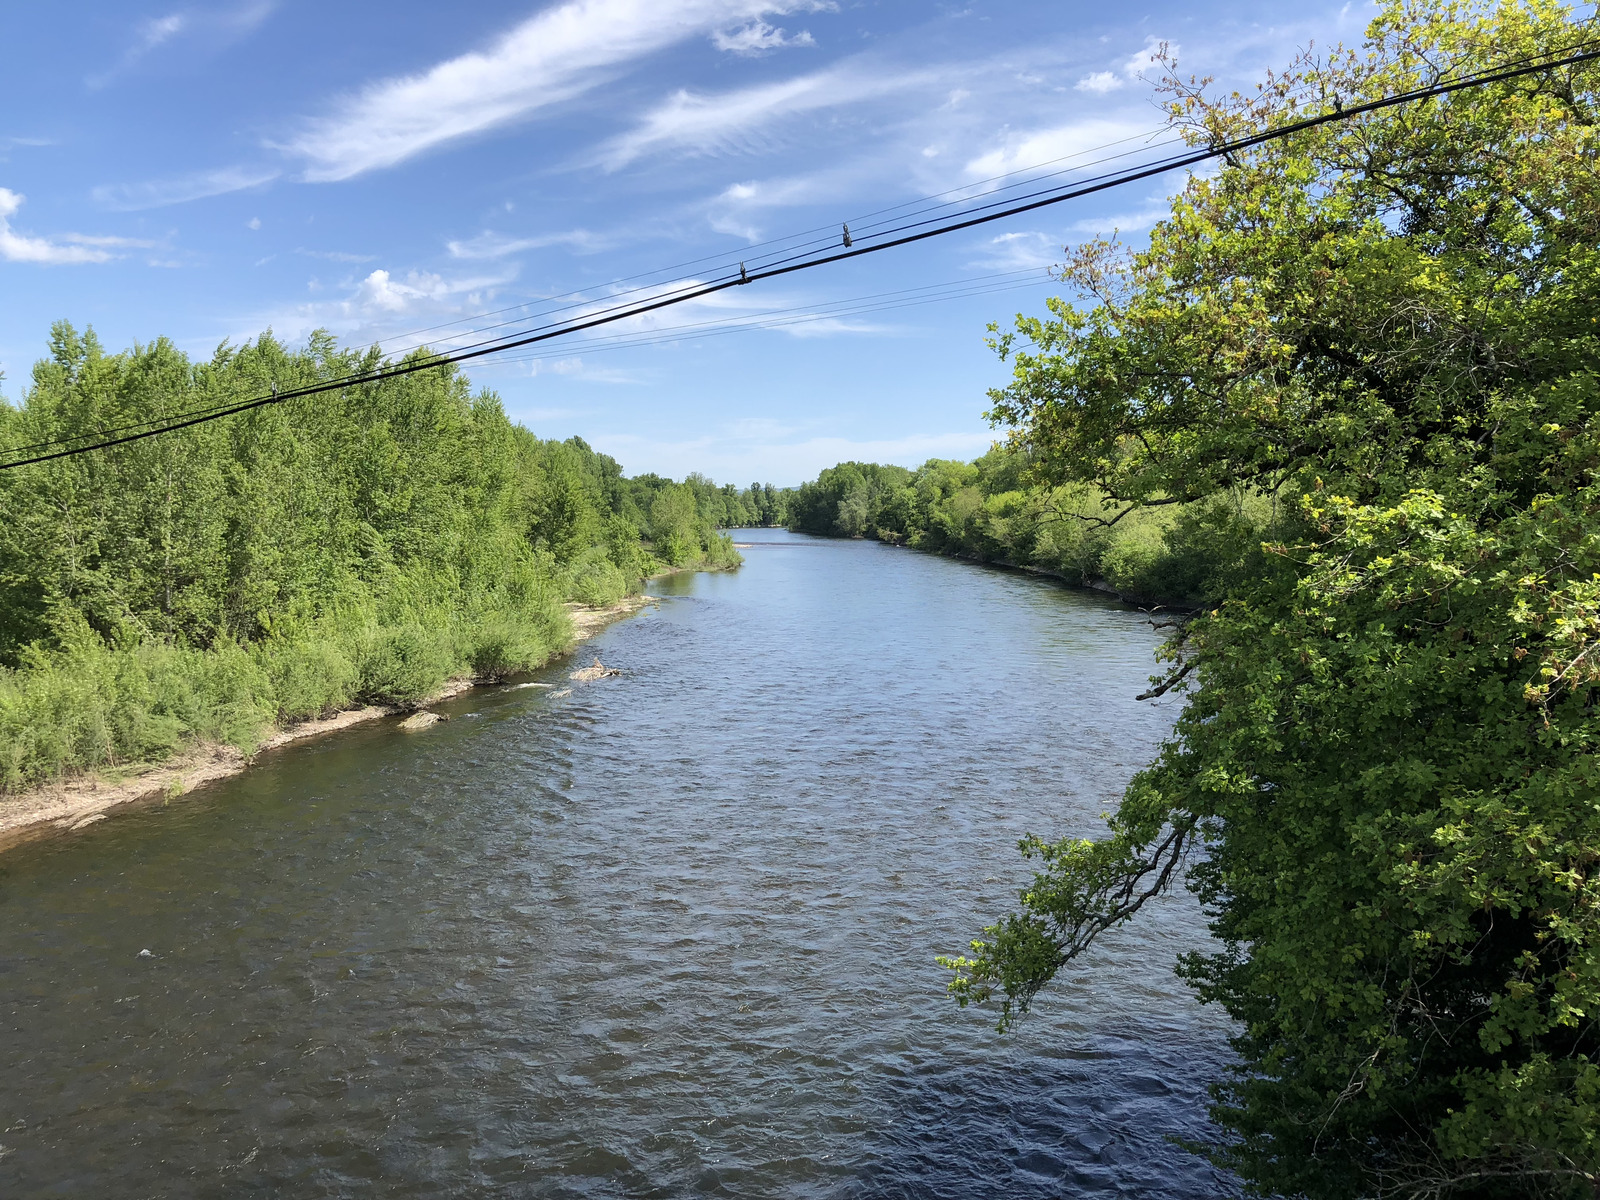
[628,472,788,536]
[785,449,1249,607]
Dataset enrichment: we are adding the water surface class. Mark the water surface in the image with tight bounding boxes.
[0,531,1234,1197]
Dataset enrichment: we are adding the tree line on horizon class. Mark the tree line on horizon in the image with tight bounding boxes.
[781,450,1241,607]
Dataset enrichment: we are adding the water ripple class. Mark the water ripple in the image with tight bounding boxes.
[0,531,1235,1196]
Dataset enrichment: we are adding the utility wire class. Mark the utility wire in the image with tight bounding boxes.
[0,136,1181,461]
[0,127,1196,459]
[487,270,1052,364]
[272,127,1181,369]
[5,41,1597,471]
[327,130,1186,366]
[336,24,1600,362]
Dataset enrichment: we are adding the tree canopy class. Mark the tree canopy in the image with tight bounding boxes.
[0,325,770,791]
[942,2,1600,1195]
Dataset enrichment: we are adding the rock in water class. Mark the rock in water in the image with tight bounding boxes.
[570,657,622,683]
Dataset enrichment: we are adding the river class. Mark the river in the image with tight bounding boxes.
[0,530,1235,1197]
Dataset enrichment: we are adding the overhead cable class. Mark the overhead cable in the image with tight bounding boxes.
[4,40,1597,471]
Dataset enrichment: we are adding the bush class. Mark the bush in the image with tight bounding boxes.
[353,624,459,706]
[257,634,359,722]
[568,550,629,607]
[461,612,564,680]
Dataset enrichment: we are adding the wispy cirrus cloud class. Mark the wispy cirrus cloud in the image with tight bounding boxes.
[295,247,377,263]
[94,165,280,211]
[87,12,186,88]
[971,230,1063,271]
[700,160,887,239]
[599,60,935,170]
[711,19,815,55]
[280,0,827,182]
[0,187,152,264]
[513,357,646,385]
[1067,195,1173,237]
[87,2,276,89]
[446,228,610,260]
[963,116,1165,180]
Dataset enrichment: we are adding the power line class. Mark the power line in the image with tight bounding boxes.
[5,40,1596,471]
[327,129,1186,365]
[486,270,1053,364]
[271,126,1182,368]
[0,271,1050,458]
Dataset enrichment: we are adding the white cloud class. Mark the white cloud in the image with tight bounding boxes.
[353,267,516,314]
[964,116,1163,179]
[600,61,932,169]
[713,175,823,209]
[235,263,521,352]
[446,229,607,259]
[88,3,276,89]
[358,269,424,313]
[94,165,280,211]
[1075,71,1123,94]
[1123,36,1174,79]
[972,230,1061,271]
[711,20,814,54]
[281,0,820,182]
[0,188,149,265]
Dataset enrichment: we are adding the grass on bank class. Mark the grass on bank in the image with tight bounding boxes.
[0,538,743,796]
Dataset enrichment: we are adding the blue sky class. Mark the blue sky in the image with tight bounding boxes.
[1,0,1371,485]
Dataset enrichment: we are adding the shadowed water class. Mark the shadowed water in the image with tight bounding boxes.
[0,530,1235,1197]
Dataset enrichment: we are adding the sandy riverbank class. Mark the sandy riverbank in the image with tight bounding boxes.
[0,593,656,855]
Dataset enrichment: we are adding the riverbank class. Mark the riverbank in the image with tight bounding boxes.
[851,538,1202,614]
[0,593,656,855]
[0,524,1221,1198]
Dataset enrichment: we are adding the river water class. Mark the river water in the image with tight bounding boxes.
[0,531,1234,1197]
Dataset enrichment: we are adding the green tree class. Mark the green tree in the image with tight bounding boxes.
[0,325,746,791]
[943,4,1600,1196]
[649,484,700,566]
[528,439,601,564]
